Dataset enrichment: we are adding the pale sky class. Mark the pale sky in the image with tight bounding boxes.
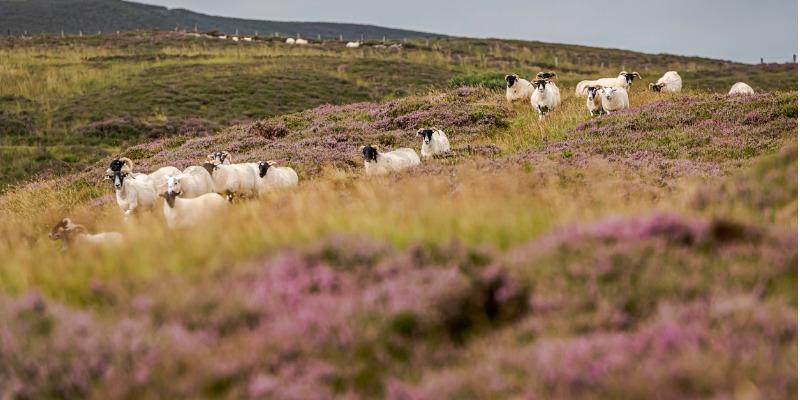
[137,0,798,64]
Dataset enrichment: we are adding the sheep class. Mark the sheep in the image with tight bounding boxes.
[600,86,630,113]
[286,38,296,44]
[649,71,682,93]
[49,218,123,250]
[105,159,158,216]
[168,166,216,199]
[160,178,229,230]
[232,36,240,42]
[586,85,605,117]
[295,38,309,45]
[202,161,258,199]
[361,145,420,176]
[530,78,562,121]
[417,128,450,158]
[388,43,403,49]
[243,37,253,42]
[108,157,179,196]
[505,74,534,103]
[576,71,641,97]
[728,82,755,95]
[255,161,299,195]
[147,165,182,196]
[346,41,361,48]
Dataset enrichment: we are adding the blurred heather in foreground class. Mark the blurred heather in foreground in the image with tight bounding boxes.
[1,206,795,398]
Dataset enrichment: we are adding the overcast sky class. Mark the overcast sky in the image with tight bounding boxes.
[138,0,797,64]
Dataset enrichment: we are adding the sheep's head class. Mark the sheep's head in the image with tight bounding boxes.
[417,128,435,144]
[257,161,277,178]
[105,170,131,190]
[587,85,601,100]
[533,79,549,92]
[505,74,518,88]
[602,87,618,100]
[536,71,557,80]
[619,71,641,86]
[166,176,183,196]
[207,151,231,165]
[49,218,85,241]
[649,82,666,92]
[361,145,379,163]
[107,157,132,174]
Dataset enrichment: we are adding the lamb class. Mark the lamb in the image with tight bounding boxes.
[505,74,534,103]
[286,38,296,44]
[649,71,682,93]
[160,178,229,229]
[417,128,450,158]
[530,78,562,121]
[105,159,157,216]
[255,161,299,195]
[202,161,258,199]
[586,86,605,117]
[295,38,309,45]
[361,145,420,176]
[346,41,361,48]
[728,82,755,95]
[576,71,641,97]
[600,86,630,113]
[49,218,123,250]
[168,166,216,199]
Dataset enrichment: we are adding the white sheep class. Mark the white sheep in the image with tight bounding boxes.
[202,162,258,199]
[160,178,229,229]
[586,86,605,117]
[243,37,253,42]
[168,166,216,199]
[649,71,682,93]
[147,165,182,195]
[600,86,630,113]
[286,38,296,44]
[577,71,641,97]
[530,78,562,121]
[49,218,123,250]
[108,157,179,197]
[295,38,309,45]
[417,128,450,158]
[105,158,158,216]
[254,161,299,195]
[505,74,534,103]
[728,82,755,95]
[346,41,361,48]
[361,145,420,176]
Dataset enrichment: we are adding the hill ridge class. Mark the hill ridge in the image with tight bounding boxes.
[0,0,445,40]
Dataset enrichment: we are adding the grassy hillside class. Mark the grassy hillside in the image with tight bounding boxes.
[0,0,443,40]
[1,31,796,191]
[0,61,796,398]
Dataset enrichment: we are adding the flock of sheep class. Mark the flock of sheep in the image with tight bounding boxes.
[506,70,756,119]
[49,129,450,249]
[49,67,758,250]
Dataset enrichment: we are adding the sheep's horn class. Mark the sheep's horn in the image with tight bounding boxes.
[632,72,641,77]
[118,157,133,173]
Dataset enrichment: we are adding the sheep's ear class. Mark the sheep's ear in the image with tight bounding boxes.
[159,192,167,198]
